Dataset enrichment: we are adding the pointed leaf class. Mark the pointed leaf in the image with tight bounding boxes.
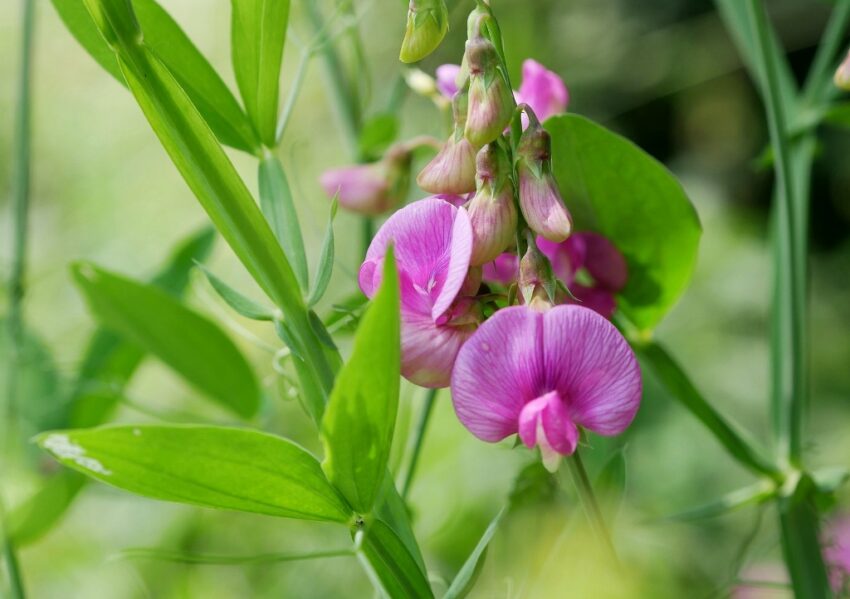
[8,471,85,545]
[197,263,275,321]
[38,425,353,522]
[665,480,775,521]
[307,199,338,307]
[230,0,291,146]
[356,519,434,599]
[546,114,701,331]
[322,251,400,513]
[72,262,260,418]
[132,0,260,153]
[258,154,309,292]
[443,508,506,599]
[51,0,123,81]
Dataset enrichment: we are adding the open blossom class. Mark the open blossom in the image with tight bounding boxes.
[360,197,479,387]
[515,59,569,122]
[320,147,411,215]
[451,304,641,470]
[537,232,628,319]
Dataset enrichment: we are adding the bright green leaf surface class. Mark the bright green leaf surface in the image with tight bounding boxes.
[38,425,353,522]
[322,252,400,514]
[443,508,505,599]
[546,114,701,331]
[357,519,434,599]
[132,0,260,153]
[307,199,338,307]
[197,264,275,321]
[230,0,291,146]
[71,262,260,418]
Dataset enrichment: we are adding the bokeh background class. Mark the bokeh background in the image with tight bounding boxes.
[1,0,849,596]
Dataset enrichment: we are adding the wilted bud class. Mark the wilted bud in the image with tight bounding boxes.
[418,93,477,194]
[466,144,517,265]
[320,145,411,215]
[516,117,572,242]
[399,0,449,64]
[519,234,556,309]
[835,50,850,91]
[464,37,515,147]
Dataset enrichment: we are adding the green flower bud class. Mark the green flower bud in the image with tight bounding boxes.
[399,0,449,64]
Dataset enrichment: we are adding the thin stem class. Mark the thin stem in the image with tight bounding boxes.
[116,547,354,565]
[745,0,805,466]
[2,1,35,596]
[275,48,312,144]
[401,388,438,500]
[565,449,619,565]
[802,0,850,105]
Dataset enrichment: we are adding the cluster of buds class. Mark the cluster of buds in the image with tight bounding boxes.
[324,2,641,469]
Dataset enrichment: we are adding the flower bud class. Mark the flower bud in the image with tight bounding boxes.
[435,64,462,99]
[418,93,477,194]
[399,0,449,64]
[466,144,517,265]
[464,37,515,147]
[519,235,556,308]
[836,50,850,91]
[516,120,572,242]
[320,145,412,215]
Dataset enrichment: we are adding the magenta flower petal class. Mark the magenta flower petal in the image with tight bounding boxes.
[482,253,519,286]
[359,197,472,320]
[537,235,583,285]
[518,390,579,456]
[580,232,628,292]
[320,164,389,215]
[402,311,475,388]
[517,59,569,122]
[543,306,641,435]
[451,306,544,441]
[436,63,462,99]
[571,285,617,320]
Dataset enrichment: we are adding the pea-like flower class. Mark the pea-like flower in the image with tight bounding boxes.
[360,197,479,388]
[451,304,641,470]
[515,59,570,123]
[516,118,572,242]
[466,144,518,265]
[537,232,628,319]
[418,92,478,195]
[320,146,411,215]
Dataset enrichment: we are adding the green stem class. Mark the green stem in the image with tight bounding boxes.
[564,449,618,564]
[2,1,35,596]
[746,0,805,466]
[401,388,437,500]
[802,0,850,105]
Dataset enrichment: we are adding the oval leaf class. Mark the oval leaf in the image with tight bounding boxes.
[37,425,353,522]
[71,262,260,418]
[321,251,400,514]
[546,114,701,331]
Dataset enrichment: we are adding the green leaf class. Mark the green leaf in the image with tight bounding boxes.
[307,199,338,307]
[51,0,123,82]
[545,114,701,332]
[71,262,260,418]
[358,113,399,161]
[196,264,275,321]
[443,508,505,599]
[258,153,309,292]
[373,476,428,573]
[664,480,775,521]
[823,102,850,130]
[356,519,434,599]
[8,471,85,545]
[636,341,781,479]
[322,251,400,514]
[38,425,353,522]
[116,546,354,565]
[131,0,260,153]
[230,0,291,146]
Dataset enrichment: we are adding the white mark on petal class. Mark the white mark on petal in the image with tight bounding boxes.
[43,434,112,476]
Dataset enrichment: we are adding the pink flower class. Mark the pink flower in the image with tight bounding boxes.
[482,252,518,286]
[515,59,569,122]
[835,50,850,91]
[824,515,850,593]
[360,197,479,388]
[436,64,462,98]
[537,232,628,319]
[451,304,641,470]
[320,147,411,215]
